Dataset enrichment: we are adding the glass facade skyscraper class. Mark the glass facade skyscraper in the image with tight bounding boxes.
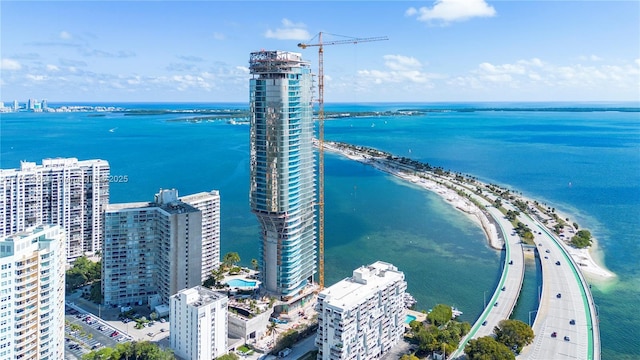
[249,50,316,296]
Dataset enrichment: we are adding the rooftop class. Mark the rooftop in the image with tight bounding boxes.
[320,261,405,310]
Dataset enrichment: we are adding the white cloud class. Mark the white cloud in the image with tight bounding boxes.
[357,54,432,85]
[578,54,603,62]
[26,74,47,81]
[60,31,72,39]
[212,32,225,41]
[449,58,640,96]
[384,55,423,71]
[1,58,22,70]
[46,64,60,71]
[235,66,250,74]
[407,0,496,23]
[264,18,311,40]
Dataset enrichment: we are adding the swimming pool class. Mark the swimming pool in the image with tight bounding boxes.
[405,314,417,324]
[226,279,258,287]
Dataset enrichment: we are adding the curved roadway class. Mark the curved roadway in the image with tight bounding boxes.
[451,196,526,358]
[518,214,600,360]
[450,189,599,360]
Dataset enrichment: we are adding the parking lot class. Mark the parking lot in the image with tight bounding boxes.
[65,304,133,359]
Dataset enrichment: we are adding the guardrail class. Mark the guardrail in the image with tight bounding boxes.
[528,216,600,360]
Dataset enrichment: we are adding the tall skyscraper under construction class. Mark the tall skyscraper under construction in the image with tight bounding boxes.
[249,50,316,296]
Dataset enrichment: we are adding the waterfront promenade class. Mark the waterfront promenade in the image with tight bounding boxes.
[324,141,601,360]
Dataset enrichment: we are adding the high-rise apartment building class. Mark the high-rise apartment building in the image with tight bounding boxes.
[170,286,228,360]
[315,261,407,360]
[180,191,221,279]
[0,158,110,263]
[0,225,66,360]
[249,50,316,296]
[102,189,220,307]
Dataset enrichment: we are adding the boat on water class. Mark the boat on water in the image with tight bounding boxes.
[452,307,463,318]
[404,293,417,308]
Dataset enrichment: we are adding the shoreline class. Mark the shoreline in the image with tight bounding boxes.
[324,141,616,283]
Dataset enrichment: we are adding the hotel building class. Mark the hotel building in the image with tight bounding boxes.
[170,286,228,360]
[0,158,110,263]
[0,225,66,360]
[249,50,316,296]
[102,189,220,307]
[315,261,407,360]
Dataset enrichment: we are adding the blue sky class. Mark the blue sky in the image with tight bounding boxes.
[1,0,639,103]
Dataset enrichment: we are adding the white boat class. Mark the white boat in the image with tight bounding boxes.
[452,307,463,318]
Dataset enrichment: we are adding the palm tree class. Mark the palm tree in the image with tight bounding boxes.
[223,252,241,269]
[251,258,259,271]
[266,321,279,343]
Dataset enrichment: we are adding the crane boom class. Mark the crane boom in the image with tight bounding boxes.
[297,35,389,49]
[298,32,388,291]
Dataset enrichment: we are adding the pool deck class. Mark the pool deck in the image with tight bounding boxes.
[405,309,427,326]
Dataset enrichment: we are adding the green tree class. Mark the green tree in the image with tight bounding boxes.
[223,252,241,269]
[494,198,503,208]
[82,341,174,359]
[427,304,452,326]
[570,229,592,248]
[494,319,535,354]
[66,256,101,292]
[465,336,515,360]
[573,222,579,230]
[89,281,102,302]
[400,355,419,360]
[251,258,259,271]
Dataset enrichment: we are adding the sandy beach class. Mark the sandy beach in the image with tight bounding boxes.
[324,141,616,283]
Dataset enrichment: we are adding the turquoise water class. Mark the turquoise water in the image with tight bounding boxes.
[226,279,257,287]
[405,314,417,324]
[1,102,638,358]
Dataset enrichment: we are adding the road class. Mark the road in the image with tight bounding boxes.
[451,197,526,358]
[518,214,600,360]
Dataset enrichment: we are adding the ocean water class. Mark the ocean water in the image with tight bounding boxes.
[1,102,638,358]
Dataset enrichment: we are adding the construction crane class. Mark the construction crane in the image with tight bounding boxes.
[298,32,388,290]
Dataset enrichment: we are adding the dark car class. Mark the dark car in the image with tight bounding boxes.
[570,319,576,325]
[556,293,562,298]
[556,261,561,265]
[494,302,498,307]
[564,336,570,341]
[482,320,487,326]
[501,286,506,291]
[551,331,557,338]
[545,249,551,253]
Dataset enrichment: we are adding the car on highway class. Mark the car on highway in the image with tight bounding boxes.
[564,336,570,341]
[556,261,561,265]
[482,320,487,326]
[501,286,506,291]
[551,332,557,338]
[545,249,551,253]
[556,293,562,298]
[494,302,498,307]
[570,319,576,325]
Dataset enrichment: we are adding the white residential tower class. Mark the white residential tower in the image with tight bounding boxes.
[0,225,66,360]
[315,261,407,360]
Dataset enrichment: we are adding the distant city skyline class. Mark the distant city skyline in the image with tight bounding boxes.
[1,1,639,103]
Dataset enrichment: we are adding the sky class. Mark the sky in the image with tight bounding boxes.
[1,0,639,103]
